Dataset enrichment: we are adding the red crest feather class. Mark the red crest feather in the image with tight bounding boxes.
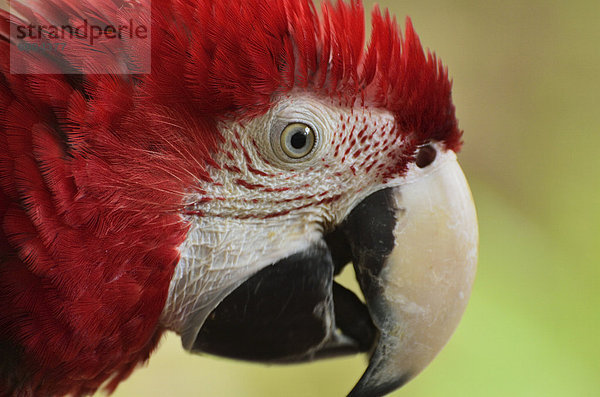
[0,0,461,395]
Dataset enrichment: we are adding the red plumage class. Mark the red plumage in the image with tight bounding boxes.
[0,0,461,395]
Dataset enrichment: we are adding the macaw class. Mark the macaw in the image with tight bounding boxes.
[0,0,478,396]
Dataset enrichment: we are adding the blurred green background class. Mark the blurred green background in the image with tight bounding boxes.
[112,0,600,396]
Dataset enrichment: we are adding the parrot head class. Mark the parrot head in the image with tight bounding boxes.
[0,0,477,396]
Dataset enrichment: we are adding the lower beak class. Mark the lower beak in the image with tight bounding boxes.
[344,153,478,396]
[191,152,478,396]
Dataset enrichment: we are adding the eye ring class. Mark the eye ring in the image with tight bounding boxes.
[278,122,316,160]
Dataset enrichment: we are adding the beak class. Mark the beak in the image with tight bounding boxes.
[191,150,478,396]
[343,151,478,396]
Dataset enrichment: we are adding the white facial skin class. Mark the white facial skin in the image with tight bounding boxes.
[159,93,410,347]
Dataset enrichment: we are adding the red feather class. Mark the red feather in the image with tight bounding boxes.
[0,0,461,395]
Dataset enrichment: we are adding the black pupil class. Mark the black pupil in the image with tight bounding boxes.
[290,130,308,150]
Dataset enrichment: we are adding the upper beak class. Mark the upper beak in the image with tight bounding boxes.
[191,149,478,397]
[343,151,478,396]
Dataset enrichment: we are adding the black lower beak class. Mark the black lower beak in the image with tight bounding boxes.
[192,189,399,395]
[192,237,376,362]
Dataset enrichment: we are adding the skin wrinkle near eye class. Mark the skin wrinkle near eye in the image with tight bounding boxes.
[191,94,403,224]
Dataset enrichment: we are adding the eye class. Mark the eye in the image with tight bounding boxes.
[279,123,316,159]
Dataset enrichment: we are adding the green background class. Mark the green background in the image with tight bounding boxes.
[112,0,600,396]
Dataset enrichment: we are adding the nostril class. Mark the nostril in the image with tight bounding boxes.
[416,144,437,168]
